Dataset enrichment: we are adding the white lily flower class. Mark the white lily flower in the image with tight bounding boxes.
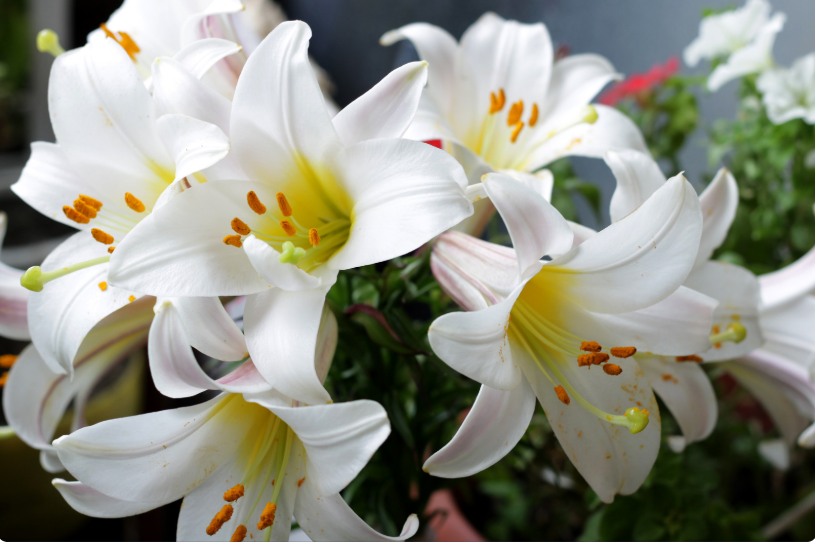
[0,212,30,340]
[602,149,763,450]
[105,21,472,405]
[425,172,714,502]
[683,0,785,91]
[381,12,648,235]
[757,53,815,124]
[52,392,419,542]
[12,34,243,373]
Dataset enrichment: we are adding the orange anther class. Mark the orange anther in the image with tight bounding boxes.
[207,504,234,536]
[128,295,136,303]
[78,195,103,211]
[231,218,251,236]
[63,205,90,224]
[74,198,98,219]
[610,346,637,358]
[489,89,506,114]
[507,100,524,126]
[107,246,116,254]
[100,23,140,61]
[676,355,703,363]
[98,281,107,291]
[247,191,266,215]
[297,477,306,487]
[276,192,293,217]
[231,525,247,542]
[280,220,296,236]
[580,341,602,353]
[510,121,524,143]
[223,235,243,248]
[257,502,276,530]
[529,103,539,127]
[0,354,18,368]
[124,192,146,213]
[91,228,114,245]
[577,353,609,367]
[555,385,570,405]
[603,363,622,376]
[308,228,320,246]
[223,484,244,502]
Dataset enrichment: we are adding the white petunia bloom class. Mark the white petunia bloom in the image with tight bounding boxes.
[683,0,785,91]
[425,172,716,502]
[52,393,419,542]
[757,53,815,124]
[602,149,763,450]
[382,12,647,235]
[105,21,473,406]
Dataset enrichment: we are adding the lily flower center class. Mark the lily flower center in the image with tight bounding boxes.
[224,190,351,274]
[465,87,599,170]
[508,269,649,434]
[205,396,302,541]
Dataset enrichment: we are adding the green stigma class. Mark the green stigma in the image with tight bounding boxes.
[710,322,747,345]
[624,407,650,434]
[20,267,44,292]
[278,241,306,265]
[37,29,65,57]
[583,104,599,125]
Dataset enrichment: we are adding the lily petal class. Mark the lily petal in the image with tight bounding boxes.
[231,21,342,188]
[333,61,428,147]
[244,287,334,406]
[172,37,242,80]
[53,480,161,518]
[695,168,739,270]
[108,181,269,297]
[639,356,718,447]
[518,349,660,503]
[328,138,472,270]
[541,54,620,123]
[760,295,815,371]
[482,172,573,280]
[296,476,420,541]
[156,114,230,182]
[242,236,323,291]
[552,175,702,314]
[759,244,815,311]
[29,233,142,374]
[0,212,30,340]
[605,149,666,223]
[423,381,536,478]
[428,283,526,391]
[252,399,390,496]
[380,23,457,114]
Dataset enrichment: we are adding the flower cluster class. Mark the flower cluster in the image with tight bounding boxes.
[1,2,815,541]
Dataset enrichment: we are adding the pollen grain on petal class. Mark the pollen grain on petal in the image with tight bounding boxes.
[529,103,539,127]
[223,484,245,502]
[257,502,277,530]
[676,355,703,363]
[73,198,98,219]
[555,385,570,405]
[231,525,247,542]
[308,228,320,246]
[91,228,114,245]
[63,205,90,224]
[78,194,103,211]
[247,191,267,215]
[610,346,637,358]
[231,218,251,236]
[108,246,116,254]
[297,477,306,487]
[124,192,146,213]
[276,192,293,216]
[603,363,622,375]
[223,235,243,248]
[510,121,524,143]
[206,504,234,536]
[507,100,524,126]
[280,220,296,236]
[0,354,18,368]
[98,281,107,291]
[128,295,136,303]
[580,341,602,352]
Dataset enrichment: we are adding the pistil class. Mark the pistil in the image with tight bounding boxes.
[21,256,111,292]
[36,29,65,57]
[709,322,747,345]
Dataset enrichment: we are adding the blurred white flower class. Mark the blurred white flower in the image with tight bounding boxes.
[758,53,815,124]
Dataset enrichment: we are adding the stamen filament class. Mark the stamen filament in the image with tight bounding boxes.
[21,256,111,292]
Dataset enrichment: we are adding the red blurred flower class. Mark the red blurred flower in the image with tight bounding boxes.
[599,56,679,106]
